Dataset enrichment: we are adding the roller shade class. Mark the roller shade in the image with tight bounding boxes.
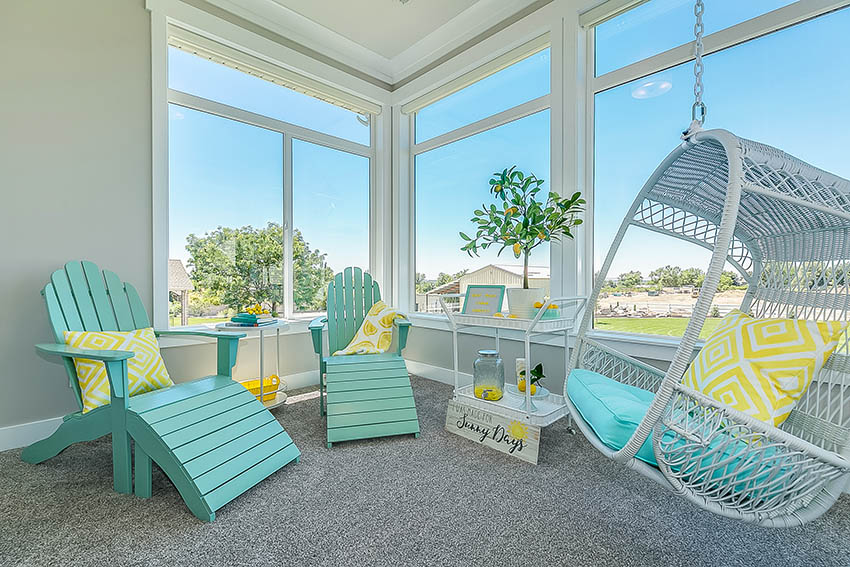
[400,33,549,115]
[168,26,381,116]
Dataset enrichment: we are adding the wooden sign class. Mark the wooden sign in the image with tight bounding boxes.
[462,285,505,316]
[445,400,540,464]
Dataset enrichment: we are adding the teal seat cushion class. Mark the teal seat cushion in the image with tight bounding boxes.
[567,368,660,466]
[568,369,784,496]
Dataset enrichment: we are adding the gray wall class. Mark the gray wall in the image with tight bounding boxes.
[1,0,153,428]
[0,0,318,431]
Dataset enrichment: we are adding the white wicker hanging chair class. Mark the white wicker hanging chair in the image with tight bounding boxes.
[565,2,850,527]
[566,128,850,527]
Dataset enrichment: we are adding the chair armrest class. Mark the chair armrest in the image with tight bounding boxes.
[35,344,132,398]
[154,329,244,377]
[309,317,327,356]
[35,343,134,362]
[155,329,247,339]
[394,319,412,353]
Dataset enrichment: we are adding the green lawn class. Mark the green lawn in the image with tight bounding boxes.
[595,317,722,339]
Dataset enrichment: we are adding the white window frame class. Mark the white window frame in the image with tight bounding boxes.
[147,0,392,329]
[581,0,850,352]
[393,17,565,320]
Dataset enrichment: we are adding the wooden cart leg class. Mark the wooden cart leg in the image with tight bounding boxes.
[135,443,152,499]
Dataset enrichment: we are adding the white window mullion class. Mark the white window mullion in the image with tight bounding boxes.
[371,108,394,304]
[283,133,294,319]
[151,9,170,329]
[581,25,596,301]
[168,89,371,158]
[392,106,414,313]
[549,13,566,300]
[411,94,550,156]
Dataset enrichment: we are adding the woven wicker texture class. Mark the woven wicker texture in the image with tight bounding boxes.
[567,129,850,527]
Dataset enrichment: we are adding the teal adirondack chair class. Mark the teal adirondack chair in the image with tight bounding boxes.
[24,261,300,522]
[309,267,420,448]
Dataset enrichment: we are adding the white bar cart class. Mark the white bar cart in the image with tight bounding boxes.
[439,296,587,427]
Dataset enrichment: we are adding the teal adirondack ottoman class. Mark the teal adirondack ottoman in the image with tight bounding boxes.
[24,261,300,522]
[309,267,420,448]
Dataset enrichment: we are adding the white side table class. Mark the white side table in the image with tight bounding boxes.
[216,319,290,409]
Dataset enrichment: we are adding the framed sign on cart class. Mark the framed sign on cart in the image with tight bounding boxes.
[462,285,505,316]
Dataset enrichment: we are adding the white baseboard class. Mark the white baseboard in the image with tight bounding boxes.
[0,369,321,453]
[0,416,63,453]
[282,369,319,390]
[406,360,472,387]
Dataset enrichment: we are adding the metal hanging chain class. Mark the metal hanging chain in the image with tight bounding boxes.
[691,0,706,125]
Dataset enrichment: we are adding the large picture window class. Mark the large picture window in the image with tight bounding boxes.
[591,2,850,338]
[166,47,372,326]
[412,46,551,313]
[292,139,370,314]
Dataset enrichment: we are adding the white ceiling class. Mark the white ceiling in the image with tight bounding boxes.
[204,0,543,85]
[272,0,481,59]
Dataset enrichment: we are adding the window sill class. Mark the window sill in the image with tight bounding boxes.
[157,319,314,349]
[586,330,704,362]
[408,314,703,363]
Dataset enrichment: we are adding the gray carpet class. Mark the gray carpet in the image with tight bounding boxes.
[2,376,850,567]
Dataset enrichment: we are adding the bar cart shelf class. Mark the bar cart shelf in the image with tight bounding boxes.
[440,296,586,427]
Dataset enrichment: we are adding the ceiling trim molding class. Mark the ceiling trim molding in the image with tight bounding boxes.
[393,0,554,89]
[388,0,544,80]
[194,0,394,87]
[191,0,552,87]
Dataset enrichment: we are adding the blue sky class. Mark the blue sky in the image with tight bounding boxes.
[596,5,850,276]
[168,3,850,284]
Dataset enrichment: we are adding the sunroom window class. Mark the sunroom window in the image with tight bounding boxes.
[292,139,370,315]
[592,2,850,338]
[166,44,373,326]
[412,44,550,313]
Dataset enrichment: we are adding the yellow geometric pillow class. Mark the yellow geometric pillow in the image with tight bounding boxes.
[333,301,405,356]
[683,310,846,426]
[63,327,174,413]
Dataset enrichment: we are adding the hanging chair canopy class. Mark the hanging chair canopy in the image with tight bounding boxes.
[567,128,850,527]
[631,129,850,321]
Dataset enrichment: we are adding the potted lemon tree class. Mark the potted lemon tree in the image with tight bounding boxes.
[460,166,584,318]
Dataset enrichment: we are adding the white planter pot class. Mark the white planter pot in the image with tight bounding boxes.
[506,287,546,319]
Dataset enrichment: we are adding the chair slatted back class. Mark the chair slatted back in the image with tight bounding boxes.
[42,260,151,409]
[326,267,381,354]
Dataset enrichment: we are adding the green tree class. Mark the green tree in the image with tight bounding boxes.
[649,265,682,287]
[680,267,705,287]
[293,228,334,311]
[717,270,743,292]
[461,166,584,288]
[617,270,642,288]
[186,223,334,313]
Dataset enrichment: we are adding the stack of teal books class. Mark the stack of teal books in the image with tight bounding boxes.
[229,313,276,327]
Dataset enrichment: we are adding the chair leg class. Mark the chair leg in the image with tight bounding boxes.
[21,411,110,464]
[135,443,152,499]
[112,427,132,494]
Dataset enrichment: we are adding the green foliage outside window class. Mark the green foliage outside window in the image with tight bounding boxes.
[185,223,333,313]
